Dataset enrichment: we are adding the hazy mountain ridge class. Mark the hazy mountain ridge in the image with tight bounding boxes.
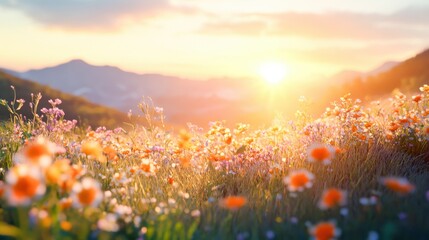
[335,49,429,99]
[7,60,259,125]
[4,48,429,126]
[327,61,400,84]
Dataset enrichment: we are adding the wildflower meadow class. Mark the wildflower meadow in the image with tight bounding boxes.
[1,85,429,239]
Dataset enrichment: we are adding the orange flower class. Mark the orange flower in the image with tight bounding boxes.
[307,144,335,165]
[283,169,314,192]
[14,137,56,168]
[309,221,341,240]
[225,135,232,145]
[5,164,46,206]
[178,129,192,149]
[60,221,73,231]
[103,146,118,161]
[0,181,5,198]
[71,177,103,208]
[219,196,247,211]
[140,159,156,174]
[388,122,400,132]
[318,188,347,210]
[45,159,71,185]
[381,177,415,195]
[60,197,73,210]
[81,141,106,163]
[412,94,422,103]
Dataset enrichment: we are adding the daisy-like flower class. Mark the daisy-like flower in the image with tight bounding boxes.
[14,137,57,168]
[380,177,415,195]
[71,177,103,208]
[140,159,156,175]
[318,188,347,210]
[5,164,46,206]
[307,143,336,165]
[309,221,341,240]
[420,84,429,92]
[283,169,314,192]
[219,196,247,211]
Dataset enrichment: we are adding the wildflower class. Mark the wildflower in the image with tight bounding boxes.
[5,164,46,206]
[59,197,73,210]
[191,209,201,217]
[98,214,119,232]
[307,143,336,165]
[140,159,156,175]
[219,196,247,210]
[81,141,106,163]
[45,159,71,185]
[359,196,378,206]
[178,129,192,149]
[60,221,73,231]
[309,221,341,240]
[283,169,314,192]
[388,122,400,132]
[167,177,174,185]
[412,95,422,103]
[419,84,429,93]
[0,181,4,198]
[380,177,415,195]
[14,137,56,168]
[318,188,347,210]
[71,177,103,208]
[103,146,118,161]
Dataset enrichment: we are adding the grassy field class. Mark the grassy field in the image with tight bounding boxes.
[0,85,429,240]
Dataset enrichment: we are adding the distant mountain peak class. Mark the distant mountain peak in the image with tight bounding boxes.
[61,59,90,67]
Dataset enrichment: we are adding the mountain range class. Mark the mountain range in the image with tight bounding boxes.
[3,60,269,125]
[2,48,429,127]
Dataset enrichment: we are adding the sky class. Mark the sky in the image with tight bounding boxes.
[0,0,428,81]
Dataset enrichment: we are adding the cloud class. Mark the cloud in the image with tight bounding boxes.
[199,7,429,40]
[0,0,172,30]
[290,43,423,66]
[199,19,268,36]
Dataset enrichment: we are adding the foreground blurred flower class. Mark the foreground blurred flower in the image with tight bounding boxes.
[0,181,4,198]
[284,169,314,192]
[318,188,347,210]
[45,159,71,185]
[380,177,415,195]
[307,143,336,165]
[219,196,247,211]
[5,164,46,206]
[309,221,341,240]
[14,137,57,168]
[71,177,103,208]
[81,141,106,163]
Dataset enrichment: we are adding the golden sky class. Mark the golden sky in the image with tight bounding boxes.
[0,0,428,81]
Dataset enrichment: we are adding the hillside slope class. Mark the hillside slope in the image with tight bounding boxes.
[339,49,429,99]
[0,70,130,128]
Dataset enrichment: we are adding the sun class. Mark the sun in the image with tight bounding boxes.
[258,62,288,85]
